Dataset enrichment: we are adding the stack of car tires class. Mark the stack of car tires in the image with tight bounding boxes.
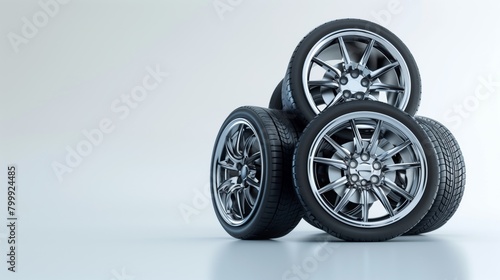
[210,19,466,241]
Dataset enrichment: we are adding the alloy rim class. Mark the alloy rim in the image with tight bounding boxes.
[302,29,411,114]
[213,118,263,226]
[306,112,427,228]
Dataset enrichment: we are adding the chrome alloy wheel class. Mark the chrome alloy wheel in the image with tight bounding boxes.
[212,118,263,226]
[303,29,411,113]
[307,112,427,228]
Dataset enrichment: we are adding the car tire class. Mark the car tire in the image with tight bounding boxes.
[210,106,303,239]
[405,117,466,235]
[293,101,438,241]
[269,79,283,110]
[282,18,421,125]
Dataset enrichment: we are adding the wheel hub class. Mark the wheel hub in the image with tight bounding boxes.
[327,142,396,204]
[339,67,372,100]
[240,165,249,180]
[347,154,382,188]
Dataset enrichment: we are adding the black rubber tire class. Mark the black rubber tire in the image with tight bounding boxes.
[282,18,421,125]
[405,117,466,235]
[210,106,303,239]
[293,101,438,242]
[269,79,307,134]
[268,80,320,230]
[268,80,283,110]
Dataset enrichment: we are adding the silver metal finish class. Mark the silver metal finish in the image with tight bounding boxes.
[302,29,411,113]
[307,112,427,228]
[212,119,263,226]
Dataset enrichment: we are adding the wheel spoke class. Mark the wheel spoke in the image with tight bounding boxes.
[384,162,421,172]
[350,119,364,154]
[224,193,233,214]
[370,61,399,80]
[383,178,414,201]
[243,136,257,158]
[372,186,395,216]
[338,37,352,68]
[379,139,411,161]
[334,187,356,213]
[235,189,245,216]
[218,177,239,193]
[318,176,349,195]
[308,79,340,89]
[225,139,241,163]
[392,89,402,106]
[370,82,404,93]
[326,91,344,108]
[246,151,261,165]
[367,120,383,156]
[311,57,341,78]
[243,188,256,207]
[235,124,245,156]
[361,189,369,222]
[324,135,351,159]
[217,159,238,171]
[245,177,260,190]
[359,39,375,67]
[313,157,347,170]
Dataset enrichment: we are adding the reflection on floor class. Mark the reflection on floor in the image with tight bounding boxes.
[211,232,468,280]
[3,226,497,280]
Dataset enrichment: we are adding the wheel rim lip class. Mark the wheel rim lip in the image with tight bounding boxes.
[306,111,427,228]
[212,118,264,226]
[301,29,412,115]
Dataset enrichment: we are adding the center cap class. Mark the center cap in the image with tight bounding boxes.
[356,163,373,180]
[240,165,249,179]
[340,74,369,94]
[347,155,383,186]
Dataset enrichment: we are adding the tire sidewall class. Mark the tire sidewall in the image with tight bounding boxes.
[269,80,283,110]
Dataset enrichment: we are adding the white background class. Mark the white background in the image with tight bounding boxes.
[0,0,498,279]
